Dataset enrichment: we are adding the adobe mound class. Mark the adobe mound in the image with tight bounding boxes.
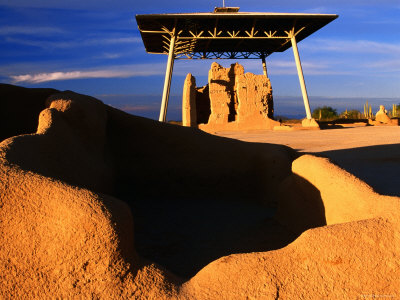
[0,83,58,141]
[0,86,294,297]
[1,85,399,298]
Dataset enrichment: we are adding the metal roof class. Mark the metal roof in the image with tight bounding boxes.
[135,11,338,59]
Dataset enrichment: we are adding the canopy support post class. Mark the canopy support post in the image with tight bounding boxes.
[291,35,312,120]
[159,33,176,122]
[261,55,268,77]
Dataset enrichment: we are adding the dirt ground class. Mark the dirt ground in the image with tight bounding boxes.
[215,126,400,196]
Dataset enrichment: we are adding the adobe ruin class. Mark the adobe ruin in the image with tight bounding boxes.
[2,84,400,298]
[182,62,280,131]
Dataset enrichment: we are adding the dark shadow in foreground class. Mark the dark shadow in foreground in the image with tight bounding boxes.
[315,143,400,197]
[106,107,303,278]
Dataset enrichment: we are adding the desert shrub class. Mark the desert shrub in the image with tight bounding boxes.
[312,106,338,120]
[340,109,361,119]
[391,104,400,117]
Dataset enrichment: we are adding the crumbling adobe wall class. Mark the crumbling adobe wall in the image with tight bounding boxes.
[182,76,211,127]
[195,85,211,125]
[182,62,279,131]
[0,83,58,142]
[208,62,243,124]
[2,85,400,298]
[236,72,274,124]
[182,74,197,127]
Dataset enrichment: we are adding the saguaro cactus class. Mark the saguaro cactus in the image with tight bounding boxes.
[364,101,373,119]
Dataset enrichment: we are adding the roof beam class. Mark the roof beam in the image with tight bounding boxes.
[136,12,338,57]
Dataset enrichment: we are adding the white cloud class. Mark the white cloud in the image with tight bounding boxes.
[120,104,159,112]
[0,25,65,35]
[98,37,142,45]
[11,71,128,83]
[301,7,331,14]
[241,59,344,76]
[366,59,400,73]
[10,63,167,83]
[172,57,351,77]
[5,36,142,49]
[364,18,400,25]
[302,39,400,55]
[98,53,123,59]
[7,46,400,85]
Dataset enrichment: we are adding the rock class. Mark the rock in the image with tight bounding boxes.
[375,105,392,124]
[368,105,399,126]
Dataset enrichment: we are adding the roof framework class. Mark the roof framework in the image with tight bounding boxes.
[135,10,338,122]
[136,12,337,59]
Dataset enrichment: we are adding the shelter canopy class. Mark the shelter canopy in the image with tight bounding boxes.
[136,12,338,59]
[135,8,338,122]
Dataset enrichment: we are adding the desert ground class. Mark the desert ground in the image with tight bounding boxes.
[1,84,399,299]
[217,126,400,197]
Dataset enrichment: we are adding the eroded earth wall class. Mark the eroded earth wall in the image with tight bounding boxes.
[208,62,243,124]
[182,73,197,127]
[1,84,400,299]
[236,72,274,124]
[182,63,279,131]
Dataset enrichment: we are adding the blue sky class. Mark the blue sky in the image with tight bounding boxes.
[0,0,399,119]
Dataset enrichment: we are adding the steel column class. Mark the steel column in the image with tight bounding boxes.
[291,35,312,120]
[159,34,176,122]
[261,55,268,77]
